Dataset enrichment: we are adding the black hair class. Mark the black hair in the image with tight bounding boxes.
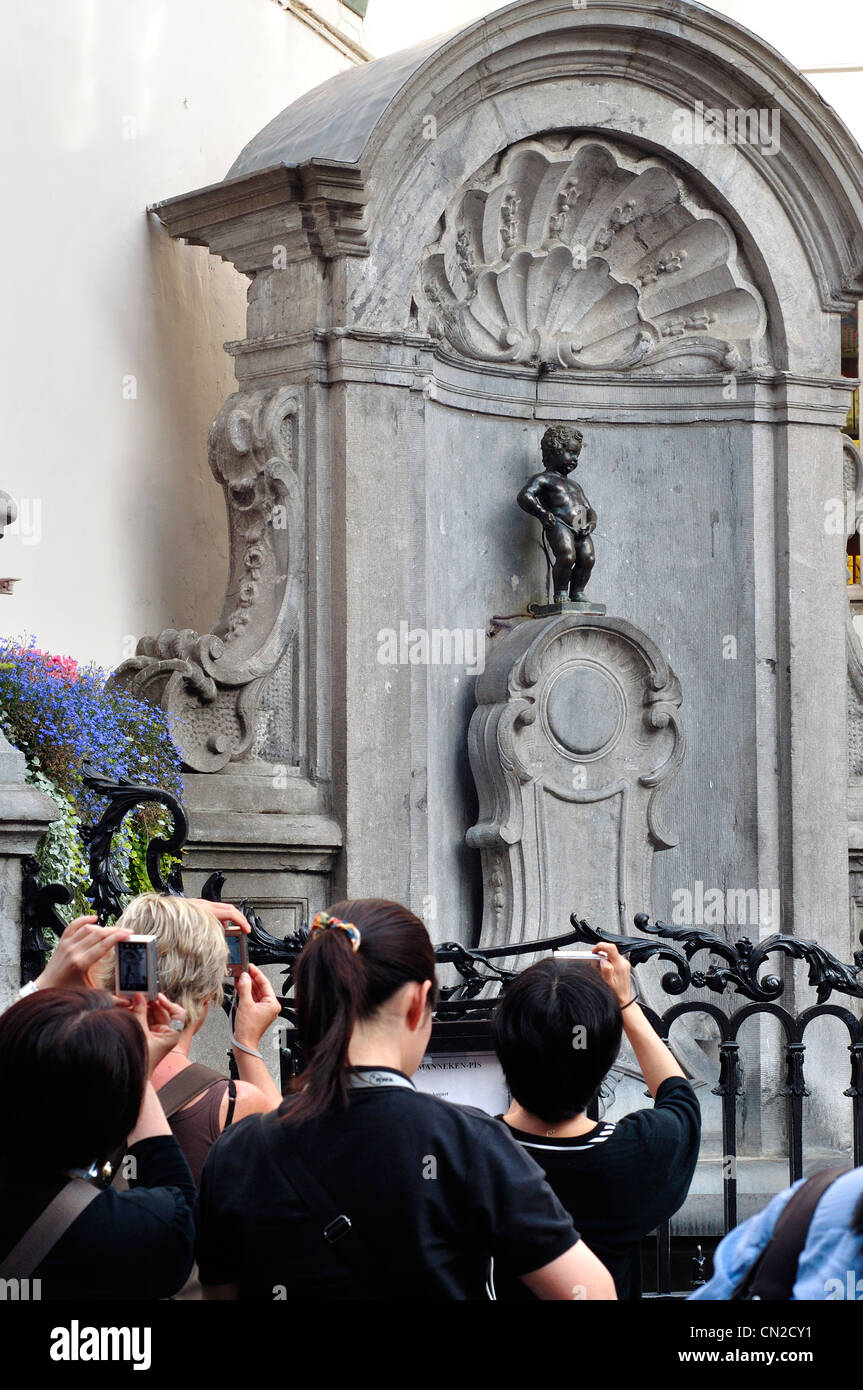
[287,899,438,1125]
[0,987,147,1176]
[491,958,623,1123]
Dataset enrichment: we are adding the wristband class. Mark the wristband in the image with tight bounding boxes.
[18,981,39,999]
[620,997,638,1011]
[231,1033,264,1060]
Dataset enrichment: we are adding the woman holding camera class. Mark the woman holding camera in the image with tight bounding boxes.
[23,895,282,1183]
[0,986,195,1299]
[196,898,616,1300]
[95,894,283,1182]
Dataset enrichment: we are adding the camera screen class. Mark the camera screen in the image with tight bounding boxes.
[118,942,150,991]
[226,934,245,966]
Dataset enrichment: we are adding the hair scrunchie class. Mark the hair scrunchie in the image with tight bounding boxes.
[310,912,361,953]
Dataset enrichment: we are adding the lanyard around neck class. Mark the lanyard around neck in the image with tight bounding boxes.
[346,1068,415,1091]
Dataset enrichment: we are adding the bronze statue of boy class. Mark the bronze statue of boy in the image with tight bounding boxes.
[517,425,599,606]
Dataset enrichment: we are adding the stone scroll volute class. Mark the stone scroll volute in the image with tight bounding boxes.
[110,387,304,772]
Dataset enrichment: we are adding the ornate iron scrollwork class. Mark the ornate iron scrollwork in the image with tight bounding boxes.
[79,763,187,922]
[713,1040,744,1099]
[20,855,73,984]
[20,763,187,976]
[22,766,863,1032]
[434,942,518,1001]
[200,870,309,969]
[569,910,863,1004]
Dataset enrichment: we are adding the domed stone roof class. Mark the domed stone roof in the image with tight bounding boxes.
[227,30,455,178]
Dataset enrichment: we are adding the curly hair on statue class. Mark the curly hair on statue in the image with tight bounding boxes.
[540,425,584,465]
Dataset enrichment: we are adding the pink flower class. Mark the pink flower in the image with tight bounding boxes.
[23,647,79,681]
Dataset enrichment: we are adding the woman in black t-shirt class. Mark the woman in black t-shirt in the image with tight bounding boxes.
[197,899,616,1301]
[0,987,196,1299]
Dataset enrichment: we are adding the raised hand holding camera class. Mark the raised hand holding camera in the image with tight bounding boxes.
[590,940,633,1007]
[33,916,132,991]
[116,991,188,1076]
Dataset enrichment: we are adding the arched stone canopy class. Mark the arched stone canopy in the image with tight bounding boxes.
[142,0,863,1087]
[349,1,863,328]
[173,0,863,369]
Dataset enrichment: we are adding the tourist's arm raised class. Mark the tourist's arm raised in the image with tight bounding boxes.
[593,940,686,1096]
[224,963,283,1113]
[32,915,131,990]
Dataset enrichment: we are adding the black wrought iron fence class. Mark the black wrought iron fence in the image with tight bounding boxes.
[19,766,863,1297]
[566,913,863,1293]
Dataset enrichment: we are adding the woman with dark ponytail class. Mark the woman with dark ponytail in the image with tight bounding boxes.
[196,899,615,1301]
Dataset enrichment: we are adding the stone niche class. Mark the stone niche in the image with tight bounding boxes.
[127,0,863,1153]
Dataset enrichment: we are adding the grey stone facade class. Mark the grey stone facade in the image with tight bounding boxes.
[123,1,863,1160]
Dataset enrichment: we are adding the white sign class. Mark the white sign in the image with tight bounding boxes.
[414,1051,510,1115]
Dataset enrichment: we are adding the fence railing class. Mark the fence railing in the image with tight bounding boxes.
[20,765,863,1296]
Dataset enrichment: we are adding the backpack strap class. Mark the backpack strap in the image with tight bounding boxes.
[732,1166,848,1300]
[157,1063,229,1120]
[0,1178,100,1279]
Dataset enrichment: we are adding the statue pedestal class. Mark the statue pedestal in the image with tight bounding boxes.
[467,613,684,947]
[528,599,607,617]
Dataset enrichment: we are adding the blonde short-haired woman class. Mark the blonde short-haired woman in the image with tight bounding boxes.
[96,893,282,1182]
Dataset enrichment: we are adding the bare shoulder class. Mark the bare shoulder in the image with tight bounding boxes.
[220,1080,276,1124]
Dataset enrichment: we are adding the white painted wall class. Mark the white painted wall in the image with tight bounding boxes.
[1,0,860,669]
[0,0,352,669]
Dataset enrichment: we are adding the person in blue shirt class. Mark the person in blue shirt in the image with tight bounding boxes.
[690,1167,863,1300]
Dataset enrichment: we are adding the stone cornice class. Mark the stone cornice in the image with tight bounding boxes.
[187,811,342,849]
[222,325,856,423]
[149,160,368,272]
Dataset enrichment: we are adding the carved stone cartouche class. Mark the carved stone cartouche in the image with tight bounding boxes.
[110,387,303,772]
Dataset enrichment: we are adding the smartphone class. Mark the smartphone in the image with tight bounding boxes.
[115,935,159,999]
[554,949,605,968]
[225,926,249,980]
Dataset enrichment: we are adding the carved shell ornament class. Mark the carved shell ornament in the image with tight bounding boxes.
[421,137,766,372]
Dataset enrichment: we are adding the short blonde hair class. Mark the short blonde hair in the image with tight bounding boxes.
[98,893,228,1030]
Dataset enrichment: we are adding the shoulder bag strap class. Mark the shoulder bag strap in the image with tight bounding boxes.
[224,1078,237,1128]
[157,1063,228,1119]
[259,1112,392,1290]
[732,1166,848,1300]
[0,1178,100,1279]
